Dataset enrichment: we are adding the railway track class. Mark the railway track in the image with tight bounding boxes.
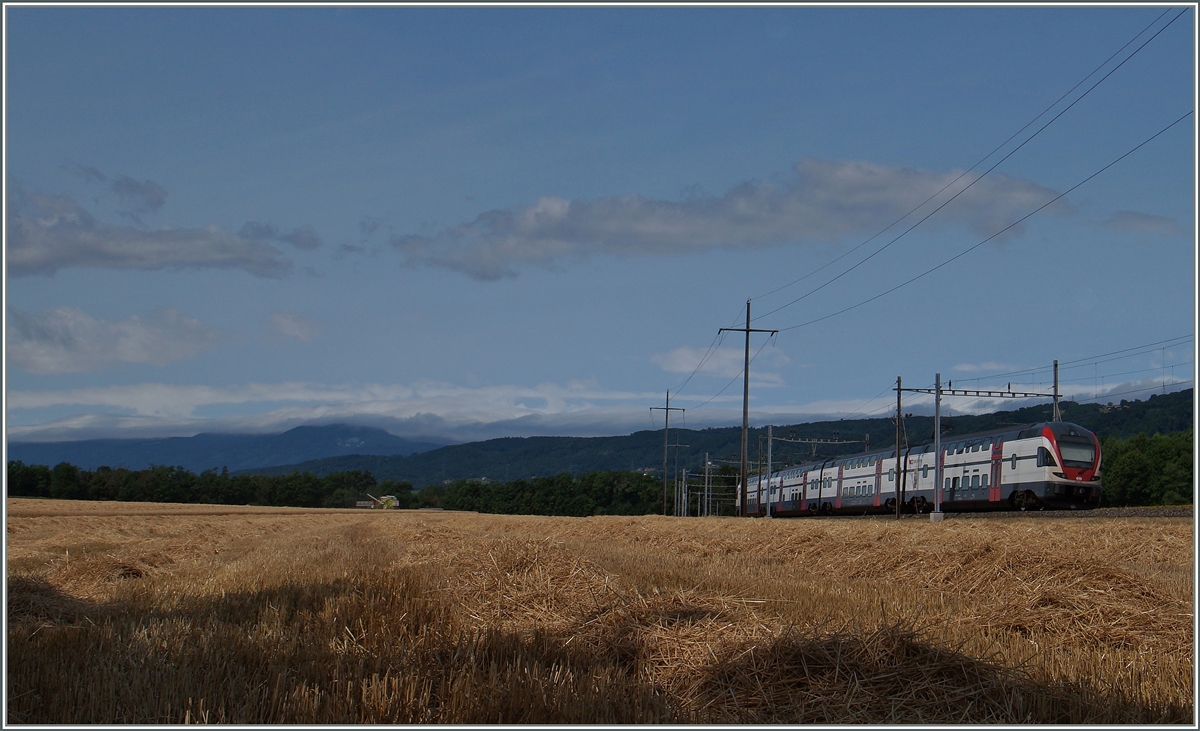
[823,506,1193,521]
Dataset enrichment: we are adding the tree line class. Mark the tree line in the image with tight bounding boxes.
[417,471,739,516]
[5,429,1191,511]
[3,462,401,509]
[1098,430,1192,507]
[2,461,688,515]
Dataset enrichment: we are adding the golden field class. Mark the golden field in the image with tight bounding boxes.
[6,498,1194,724]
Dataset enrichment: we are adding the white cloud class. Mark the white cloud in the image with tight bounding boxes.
[239,221,323,250]
[651,345,790,386]
[1102,210,1190,238]
[5,379,660,424]
[391,157,1071,280]
[7,189,293,277]
[267,312,320,343]
[952,361,1015,373]
[6,306,222,374]
[6,375,1189,444]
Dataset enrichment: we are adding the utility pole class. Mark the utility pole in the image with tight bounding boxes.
[705,453,711,517]
[766,424,773,518]
[757,435,764,517]
[934,372,942,516]
[895,376,902,521]
[650,391,684,516]
[670,436,689,516]
[719,300,777,517]
[1053,360,1061,422]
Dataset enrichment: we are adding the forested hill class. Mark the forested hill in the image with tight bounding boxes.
[239,389,1193,487]
[8,424,443,474]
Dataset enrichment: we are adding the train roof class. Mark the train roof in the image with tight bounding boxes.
[762,421,1095,477]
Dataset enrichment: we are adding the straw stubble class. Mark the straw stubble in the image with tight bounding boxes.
[6,499,1192,723]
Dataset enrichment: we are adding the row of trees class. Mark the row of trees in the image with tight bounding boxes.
[3,460,698,516]
[418,471,700,516]
[4,461,407,509]
[1099,430,1193,507]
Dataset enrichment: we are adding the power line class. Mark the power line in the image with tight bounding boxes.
[1073,379,1193,404]
[772,110,1193,334]
[841,382,904,420]
[952,335,1193,384]
[1058,361,1194,385]
[670,302,755,397]
[751,8,1188,324]
[686,336,775,411]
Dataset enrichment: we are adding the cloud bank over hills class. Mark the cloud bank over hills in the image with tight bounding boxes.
[8,374,1189,444]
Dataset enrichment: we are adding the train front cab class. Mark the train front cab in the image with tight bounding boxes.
[1005,422,1102,510]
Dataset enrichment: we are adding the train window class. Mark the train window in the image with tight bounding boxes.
[922,465,929,479]
[952,476,960,489]
[944,477,951,490]
[888,469,895,482]
[971,475,980,489]
[1010,454,1018,471]
[981,475,989,489]
[1036,447,1058,468]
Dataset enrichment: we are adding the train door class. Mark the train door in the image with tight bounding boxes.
[989,442,1003,502]
[834,465,844,509]
[872,458,882,507]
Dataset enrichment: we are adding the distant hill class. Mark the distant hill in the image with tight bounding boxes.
[238,389,1194,487]
[7,424,444,473]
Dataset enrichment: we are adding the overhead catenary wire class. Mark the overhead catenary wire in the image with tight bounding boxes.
[1073,379,1193,404]
[952,334,1193,383]
[1057,361,1194,385]
[841,382,904,421]
[771,109,1194,334]
[751,8,1189,325]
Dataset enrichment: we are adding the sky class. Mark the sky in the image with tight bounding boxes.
[4,5,1196,445]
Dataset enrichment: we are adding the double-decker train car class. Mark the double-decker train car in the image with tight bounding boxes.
[739,421,1102,516]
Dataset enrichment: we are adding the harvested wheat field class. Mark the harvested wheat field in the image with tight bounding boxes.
[6,498,1194,724]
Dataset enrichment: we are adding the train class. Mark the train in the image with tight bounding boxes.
[739,421,1102,516]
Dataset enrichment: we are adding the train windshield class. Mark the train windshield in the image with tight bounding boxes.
[1057,440,1095,468]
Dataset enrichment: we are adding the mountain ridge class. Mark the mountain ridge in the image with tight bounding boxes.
[7,424,446,473]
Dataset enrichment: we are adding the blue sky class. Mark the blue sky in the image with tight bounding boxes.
[5,5,1195,444]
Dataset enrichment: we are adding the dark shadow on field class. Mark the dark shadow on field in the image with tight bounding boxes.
[7,576,95,625]
[691,621,1191,724]
[7,573,1191,725]
[6,571,675,724]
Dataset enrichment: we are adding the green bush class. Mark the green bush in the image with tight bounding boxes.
[1100,430,1193,507]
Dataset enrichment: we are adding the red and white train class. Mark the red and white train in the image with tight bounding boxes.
[740,421,1102,516]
